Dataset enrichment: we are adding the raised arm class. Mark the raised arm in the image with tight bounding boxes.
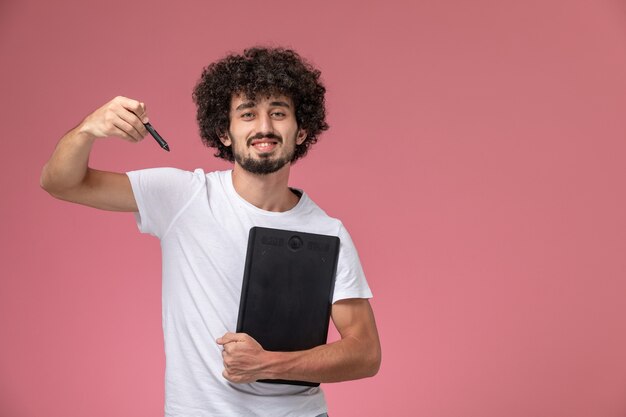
[217,298,381,384]
[40,96,148,211]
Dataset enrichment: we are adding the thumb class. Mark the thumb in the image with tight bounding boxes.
[217,332,236,345]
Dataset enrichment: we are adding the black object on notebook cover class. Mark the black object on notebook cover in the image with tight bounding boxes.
[236,226,340,387]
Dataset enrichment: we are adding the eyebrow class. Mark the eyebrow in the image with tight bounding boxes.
[235,101,291,111]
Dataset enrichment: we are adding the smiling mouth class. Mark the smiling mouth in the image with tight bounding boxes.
[250,138,280,153]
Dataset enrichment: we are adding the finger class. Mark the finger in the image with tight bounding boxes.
[111,97,149,130]
[222,368,240,382]
[109,125,139,143]
[221,342,233,354]
[112,118,144,142]
[116,110,147,140]
[217,332,238,345]
[133,102,149,124]
[110,101,146,134]
[137,102,147,120]
[113,96,147,118]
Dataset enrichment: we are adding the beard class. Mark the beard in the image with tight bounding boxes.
[230,131,296,175]
[234,152,294,175]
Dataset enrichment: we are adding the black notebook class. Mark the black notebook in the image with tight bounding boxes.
[236,227,341,387]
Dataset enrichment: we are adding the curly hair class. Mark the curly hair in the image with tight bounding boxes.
[192,47,329,162]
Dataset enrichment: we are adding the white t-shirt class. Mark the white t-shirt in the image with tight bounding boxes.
[127,168,372,417]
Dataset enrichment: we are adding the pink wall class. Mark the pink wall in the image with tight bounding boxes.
[2,0,626,416]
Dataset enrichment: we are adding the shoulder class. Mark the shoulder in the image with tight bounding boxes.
[204,169,231,185]
[127,167,229,187]
[127,167,190,181]
[300,194,360,246]
[296,192,346,236]
[126,168,224,201]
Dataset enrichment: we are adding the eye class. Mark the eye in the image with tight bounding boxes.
[271,111,286,119]
[241,112,254,120]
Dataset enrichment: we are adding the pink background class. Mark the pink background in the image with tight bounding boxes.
[1,0,626,416]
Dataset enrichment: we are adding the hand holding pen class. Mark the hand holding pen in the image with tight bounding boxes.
[78,96,170,151]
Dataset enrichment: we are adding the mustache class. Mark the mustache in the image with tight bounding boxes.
[247,132,283,146]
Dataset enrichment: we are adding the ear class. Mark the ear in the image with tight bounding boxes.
[219,132,232,147]
[296,129,307,145]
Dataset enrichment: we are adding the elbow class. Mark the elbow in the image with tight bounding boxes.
[363,343,382,378]
[40,168,59,198]
[371,348,382,377]
[40,168,54,195]
[40,166,68,200]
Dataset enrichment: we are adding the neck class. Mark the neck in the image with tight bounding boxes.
[231,163,300,212]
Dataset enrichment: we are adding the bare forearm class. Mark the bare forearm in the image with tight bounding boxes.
[218,300,381,384]
[40,125,96,196]
[263,335,381,383]
[39,97,148,211]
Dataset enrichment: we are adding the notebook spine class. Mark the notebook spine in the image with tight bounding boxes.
[236,227,257,332]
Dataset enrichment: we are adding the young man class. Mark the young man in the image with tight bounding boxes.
[41,47,380,417]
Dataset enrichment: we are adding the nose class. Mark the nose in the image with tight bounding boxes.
[256,113,274,135]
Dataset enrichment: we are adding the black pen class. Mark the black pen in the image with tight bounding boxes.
[144,122,170,152]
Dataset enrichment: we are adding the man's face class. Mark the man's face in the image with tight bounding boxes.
[222,94,307,175]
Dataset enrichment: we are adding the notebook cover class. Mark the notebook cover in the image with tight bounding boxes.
[236,226,340,387]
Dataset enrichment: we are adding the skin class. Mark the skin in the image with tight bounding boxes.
[41,94,381,384]
[40,96,144,211]
[222,93,307,212]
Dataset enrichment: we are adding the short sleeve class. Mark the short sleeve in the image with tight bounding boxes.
[332,224,373,303]
[126,168,206,238]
